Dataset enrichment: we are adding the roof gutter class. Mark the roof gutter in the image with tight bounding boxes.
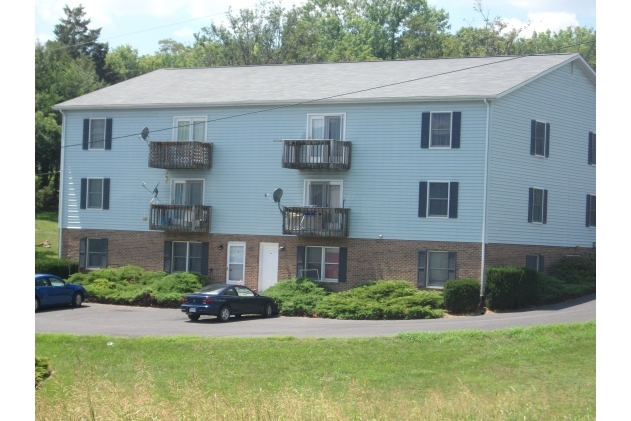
[480,98,491,302]
[58,110,66,260]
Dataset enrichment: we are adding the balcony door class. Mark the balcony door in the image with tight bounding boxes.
[306,181,341,208]
[172,180,203,205]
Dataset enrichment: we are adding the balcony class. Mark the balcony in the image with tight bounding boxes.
[282,140,351,170]
[148,141,212,169]
[149,204,212,233]
[282,207,349,237]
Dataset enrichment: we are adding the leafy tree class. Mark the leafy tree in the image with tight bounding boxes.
[104,44,142,83]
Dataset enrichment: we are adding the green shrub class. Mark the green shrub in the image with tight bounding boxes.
[485,267,538,310]
[35,258,79,279]
[535,273,597,306]
[152,273,204,294]
[35,356,52,388]
[443,279,481,313]
[118,265,146,283]
[262,278,330,316]
[553,257,596,284]
[314,281,444,320]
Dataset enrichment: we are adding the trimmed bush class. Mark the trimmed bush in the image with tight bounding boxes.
[553,257,596,284]
[485,267,538,310]
[535,272,596,305]
[262,278,330,316]
[35,258,79,279]
[35,356,52,388]
[443,279,481,313]
[314,281,444,320]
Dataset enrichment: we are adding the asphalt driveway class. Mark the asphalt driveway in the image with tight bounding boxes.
[35,293,595,338]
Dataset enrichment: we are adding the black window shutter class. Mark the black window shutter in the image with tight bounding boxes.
[105,118,113,150]
[530,120,536,155]
[448,252,457,280]
[586,195,591,227]
[83,119,89,150]
[542,189,548,224]
[101,238,108,268]
[201,242,209,277]
[451,112,461,148]
[103,178,110,210]
[449,182,458,219]
[528,188,533,222]
[418,182,428,217]
[164,241,172,273]
[417,250,427,286]
[79,238,87,269]
[338,247,347,282]
[421,112,430,148]
[538,255,545,273]
[525,255,536,269]
[80,178,87,209]
[545,123,550,157]
[296,246,305,278]
[588,132,593,165]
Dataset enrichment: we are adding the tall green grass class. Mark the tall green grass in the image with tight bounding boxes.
[36,322,595,420]
[35,211,59,260]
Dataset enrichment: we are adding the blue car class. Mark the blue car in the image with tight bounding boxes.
[181,284,278,322]
[35,274,89,312]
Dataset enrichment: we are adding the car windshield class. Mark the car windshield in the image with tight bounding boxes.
[193,284,227,295]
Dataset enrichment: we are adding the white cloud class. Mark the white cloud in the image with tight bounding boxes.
[35,32,54,44]
[506,12,579,37]
[174,26,196,39]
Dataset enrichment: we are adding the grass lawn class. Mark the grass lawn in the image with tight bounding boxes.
[35,211,58,260]
[35,321,595,420]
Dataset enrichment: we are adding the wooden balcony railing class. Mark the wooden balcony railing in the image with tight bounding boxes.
[148,141,212,169]
[149,204,211,233]
[282,140,351,170]
[282,207,349,237]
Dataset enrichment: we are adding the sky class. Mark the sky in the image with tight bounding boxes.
[34,0,596,56]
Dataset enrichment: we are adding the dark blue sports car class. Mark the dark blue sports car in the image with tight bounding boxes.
[181,284,278,322]
[35,274,89,311]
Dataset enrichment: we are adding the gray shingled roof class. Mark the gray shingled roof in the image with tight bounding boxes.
[53,54,594,110]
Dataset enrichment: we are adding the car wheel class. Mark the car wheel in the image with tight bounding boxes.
[72,292,83,307]
[218,306,231,322]
[35,298,40,312]
[262,303,273,318]
[188,314,200,321]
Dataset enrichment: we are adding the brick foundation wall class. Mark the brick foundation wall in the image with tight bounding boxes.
[484,243,596,275]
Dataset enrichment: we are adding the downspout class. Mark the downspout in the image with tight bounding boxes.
[58,110,66,260]
[480,98,491,300]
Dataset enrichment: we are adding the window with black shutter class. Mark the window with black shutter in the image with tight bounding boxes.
[586,195,596,227]
[83,118,113,150]
[528,188,548,224]
[530,120,549,158]
[421,112,461,149]
[588,132,596,165]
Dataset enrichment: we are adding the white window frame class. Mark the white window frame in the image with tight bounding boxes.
[429,111,452,148]
[533,120,547,158]
[531,187,545,224]
[171,241,203,274]
[226,241,247,285]
[306,113,346,141]
[86,178,104,210]
[172,116,207,141]
[170,179,205,205]
[303,179,343,207]
[86,238,106,269]
[425,251,449,288]
[88,118,106,150]
[304,246,340,282]
[426,181,450,218]
[587,194,596,228]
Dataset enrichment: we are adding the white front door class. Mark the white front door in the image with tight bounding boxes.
[258,243,279,292]
[226,242,246,284]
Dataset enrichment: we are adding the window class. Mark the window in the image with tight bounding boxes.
[421,112,461,149]
[174,117,206,141]
[80,178,110,210]
[530,120,550,157]
[227,242,246,284]
[235,286,255,297]
[308,114,344,140]
[164,241,208,275]
[83,118,112,150]
[588,132,596,165]
[417,250,456,288]
[304,180,342,208]
[296,246,347,282]
[526,255,545,272]
[528,188,548,224]
[172,179,204,205]
[586,195,596,227]
[418,181,458,218]
[79,238,108,269]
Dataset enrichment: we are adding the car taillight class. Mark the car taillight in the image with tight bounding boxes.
[182,296,187,303]
[202,297,214,304]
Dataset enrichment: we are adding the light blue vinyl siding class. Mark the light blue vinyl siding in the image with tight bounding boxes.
[61,101,488,243]
[486,63,596,247]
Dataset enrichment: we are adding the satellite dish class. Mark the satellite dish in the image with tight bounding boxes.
[140,127,150,141]
[272,188,283,203]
